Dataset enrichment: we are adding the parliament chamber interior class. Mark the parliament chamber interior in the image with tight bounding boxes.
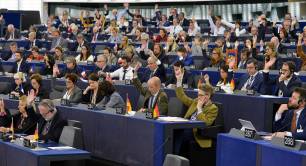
[0,0,305,165]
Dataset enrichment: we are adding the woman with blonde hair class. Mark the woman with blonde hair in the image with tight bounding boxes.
[10,72,28,97]
[165,35,178,54]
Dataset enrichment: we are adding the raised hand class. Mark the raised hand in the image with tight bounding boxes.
[204,74,210,83]
[27,89,36,105]
[264,57,276,70]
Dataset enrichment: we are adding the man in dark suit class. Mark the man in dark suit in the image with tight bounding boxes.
[236,59,265,94]
[132,75,168,116]
[81,55,112,79]
[4,24,21,40]
[141,56,166,83]
[36,99,67,143]
[50,28,68,51]
[263,60,302,97]
[12,50,29,73]
[2,42,18,61]
[25,32,42,50]
[168,8,178,22]
[165,61,195,88]
[178,12,189,27]
[53,57,81,78]
[274,87,306,140]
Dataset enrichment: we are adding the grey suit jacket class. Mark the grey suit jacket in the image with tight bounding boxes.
[96,92,125,110]
[62,86,82,103]
[51,37,68,50]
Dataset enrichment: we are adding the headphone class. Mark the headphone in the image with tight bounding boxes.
[40,100,55,113]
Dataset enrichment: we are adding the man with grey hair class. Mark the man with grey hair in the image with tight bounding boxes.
[4,24,20,40]
[81,55,112,79]
[26,93,67,143]
[140,56,166,83]
[50,28,68,51]
[74,33,89,52]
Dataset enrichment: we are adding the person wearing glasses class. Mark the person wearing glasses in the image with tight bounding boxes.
[10,72,29,97]
[62,73,82,103]
[102,47,117,65]
[263,60,302,97]
[81,55,112,79]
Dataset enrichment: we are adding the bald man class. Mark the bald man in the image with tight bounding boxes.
[132,75,168,115]
[4,24,21,40]
[141,56,166,83]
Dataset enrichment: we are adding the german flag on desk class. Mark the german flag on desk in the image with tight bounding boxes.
[153,104,160,119]
[230,79,235,90]
[126,94,132,113]
[33,123,39,141]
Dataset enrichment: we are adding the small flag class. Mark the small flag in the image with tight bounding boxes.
[197,73,203,89]
[10,117,14,140]
[153,104,160,119]
[230,79,235,90]
[126,94,132,113]
[33,123,39,141]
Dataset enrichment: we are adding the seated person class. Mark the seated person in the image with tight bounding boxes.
[54,46,65,61]
[175,69,218,150]
[140,56,166,83]
[82,73,104,105]
[102,47,117,66]
[96,80,125,109]
[0,96,38,135]
[173,47,193,67]
[108,27,122,43]
[81,55,112,79]
[53,57,81,78]
[27,98,67,143]
[29,74,49,100]
[165,61,194,88]
[0,99,11,128]
[263,60,302,97]
[132,73,168,115]
[10,72,29,97]
[12,50,29,73]
[4,24,20,40]
[252,39,279,70]
[62,73,82,103]
[206,48,225,69]
[27,46,44,62]
[237,48,251,69]
[73,33,89,52]
[235,59,265,94]
[2,42,18,61]
[106,56,134,81]
[75,45,94,63]
[41,54,55,76]
[273,87,306,140]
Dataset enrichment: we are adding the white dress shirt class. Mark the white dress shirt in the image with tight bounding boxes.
[110,66,134,80]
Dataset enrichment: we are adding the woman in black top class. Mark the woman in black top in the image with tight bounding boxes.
[0,99,11,128]
[10,72,29,97]
[0,96,38,134]
[30,74,49,100]
[82,73,104,105]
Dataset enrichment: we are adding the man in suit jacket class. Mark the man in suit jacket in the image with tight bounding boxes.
[25,32,42,50]
[274,87,306,140]
[81,55,112,79]
[165,61,195,88]
[175,68,218,149]
[53,57,81,78]
[36,99,67,143]
[236,59,265,94]
[2,42,18,61]
[4,24,21,40]
[263,60,302,97]
[141,56,166,83]
[50,28,68,51]
[178,12,189,27]
[173,47,193,67]
[12,50,29,73]
[132,76,168,115]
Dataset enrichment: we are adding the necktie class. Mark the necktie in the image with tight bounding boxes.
[122,69,127,80]
[291,111,297,133]
[190,109,199,121]
[246,76,254,90]
[150,71,154,78]
[42,121,52,135]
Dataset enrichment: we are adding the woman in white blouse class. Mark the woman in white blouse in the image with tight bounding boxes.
[75,45,94,63]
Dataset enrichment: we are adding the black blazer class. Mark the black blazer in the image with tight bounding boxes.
[82,89,104,104]
[140,64,166,83]
[13,107,38,135]
[38,110,67,143]
[4,29,21,40]
[263,72,302,97]
[13,59,29,74]
[29,86,50,99]
[274,108,306,140]
[0,109,11,127]
[57,66,82,78]
[165,69,195,88]
[10,82,29,96]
